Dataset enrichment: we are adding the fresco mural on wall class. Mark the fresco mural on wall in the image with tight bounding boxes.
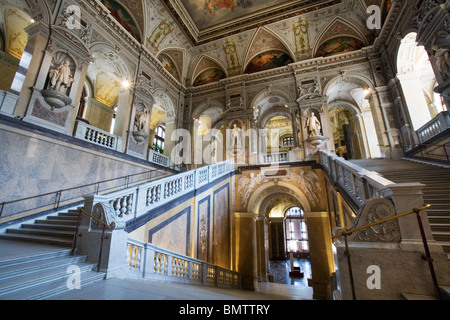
[193,68,226,86]
[101,0,141,42]
[245,50,293,74]
[4,8,32,59]
[315,37,364,58]
[159,53,180,81]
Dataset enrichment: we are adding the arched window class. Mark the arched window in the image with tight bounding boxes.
[283,136,294,147]
[153,125,165,153]
[284,207,308,253]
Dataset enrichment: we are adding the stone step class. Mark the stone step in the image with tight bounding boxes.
[432,231,450,242]
[0,259,99,299]
[0,255,87,281]
[429,223,450,232]
[5,227,75,239]
[426,209,450,216]
[428,216,450,225]
[34,219,77,226]
[0,248,72,269]
[4,270,105,300]
[0,233,73,247]
[22,223,77,232]
[47,215,78,221]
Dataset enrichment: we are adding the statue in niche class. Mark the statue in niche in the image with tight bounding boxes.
[232,123,243,148]
[48,60,74,94]
[306,112,321,137]
[134,108,148,132]
[435,48,450,81]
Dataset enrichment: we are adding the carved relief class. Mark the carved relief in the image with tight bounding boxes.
[238,168,321,208]
[349,198,400,242]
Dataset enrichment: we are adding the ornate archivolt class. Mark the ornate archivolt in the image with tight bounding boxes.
[237,167,322,212]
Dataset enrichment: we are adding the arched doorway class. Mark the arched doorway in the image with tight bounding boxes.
[397,32,447,131]
[325,75,382,159]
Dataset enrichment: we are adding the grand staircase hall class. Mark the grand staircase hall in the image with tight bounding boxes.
[1,0,450,304]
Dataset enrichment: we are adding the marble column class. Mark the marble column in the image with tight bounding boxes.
[305,211,335,300]
[233,212,258,291]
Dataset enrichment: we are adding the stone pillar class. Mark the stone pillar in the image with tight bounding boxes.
[234,212,258,291]
[305,211,335,300]
[255,216,269,282]
[383,183,442,252]
[76,196,129,279]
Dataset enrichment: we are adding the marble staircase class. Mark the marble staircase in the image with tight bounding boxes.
[0,209,80,246]
[351,159,450,257]
[0,241,104,300]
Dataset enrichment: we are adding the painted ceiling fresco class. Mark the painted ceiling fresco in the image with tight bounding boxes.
[166,0,343,44]
[181,0,291,31]
[101,0,141,42]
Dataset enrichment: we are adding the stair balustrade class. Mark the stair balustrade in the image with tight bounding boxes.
[320,150,394,209]
[126,239,240,289]
[82,159,235,228]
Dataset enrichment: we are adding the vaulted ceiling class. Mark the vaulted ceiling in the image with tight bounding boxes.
[164,0,344,45]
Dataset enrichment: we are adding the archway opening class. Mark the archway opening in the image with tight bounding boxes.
[325,75,382,159]
[267,201,311,287]
[397,32,447,131]
[264,115,293,154]
[329,107,363,160]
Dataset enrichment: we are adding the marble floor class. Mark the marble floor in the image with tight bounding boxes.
[268,258,312,287]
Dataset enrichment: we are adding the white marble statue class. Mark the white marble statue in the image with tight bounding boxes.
[48,60,74,93]
[306,112,321,137]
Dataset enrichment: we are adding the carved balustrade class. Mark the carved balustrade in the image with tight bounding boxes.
[320,150,394,208]
[83,159,235,230]
[126,239,240,288]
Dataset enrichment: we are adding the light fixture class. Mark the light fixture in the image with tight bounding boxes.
[121,79,130,89]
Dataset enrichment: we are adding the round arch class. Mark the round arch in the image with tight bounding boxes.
[247,181,312,216]
[396,32,444,130]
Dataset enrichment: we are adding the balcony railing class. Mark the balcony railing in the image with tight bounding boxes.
[416,111,450,144]
[73,120,123,151]
[148,149,172,168]
[259,151,289,164]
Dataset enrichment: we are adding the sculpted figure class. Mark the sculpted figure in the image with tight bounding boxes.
[306,112,321,137]
[48,60,73,93]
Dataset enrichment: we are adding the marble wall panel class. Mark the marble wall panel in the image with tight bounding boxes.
[213,183,230,269]
[148,207,191,256]
[0,125,161,205]
[197,196,210,262]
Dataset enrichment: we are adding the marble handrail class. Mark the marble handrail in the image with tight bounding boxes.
[84,159,235,228]
[319,150,395,207]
